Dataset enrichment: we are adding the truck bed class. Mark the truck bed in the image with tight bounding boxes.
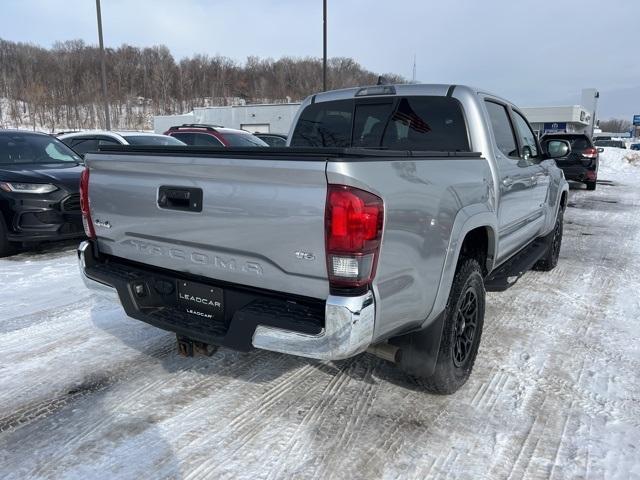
[86,145,486,341]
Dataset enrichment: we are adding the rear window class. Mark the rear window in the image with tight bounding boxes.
[543,135,591,151]
[123,135,185,146]
[222,132,268,147]
[594,140,626,148]
[290,96,470,152]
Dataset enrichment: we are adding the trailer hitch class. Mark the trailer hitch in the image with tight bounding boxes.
[176,335,218,357]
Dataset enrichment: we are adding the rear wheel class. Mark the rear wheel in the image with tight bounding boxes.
[533,208,563,271]
[412,258,485,394]
[586,181,596,191]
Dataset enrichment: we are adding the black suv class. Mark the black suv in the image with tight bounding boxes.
[0,131,85,256]
[540,133,599,190]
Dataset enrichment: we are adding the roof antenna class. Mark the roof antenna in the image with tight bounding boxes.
[377,75,388,85]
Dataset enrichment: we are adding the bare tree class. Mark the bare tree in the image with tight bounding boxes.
[598,118,633,133]
[0,37,406,131]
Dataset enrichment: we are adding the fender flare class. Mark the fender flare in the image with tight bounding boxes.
[422,205,497,329]
[390,205,497,378]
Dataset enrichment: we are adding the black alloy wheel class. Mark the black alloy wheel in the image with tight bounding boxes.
[453,286,478,367]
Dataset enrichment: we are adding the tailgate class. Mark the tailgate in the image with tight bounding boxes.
[86,152,330,299]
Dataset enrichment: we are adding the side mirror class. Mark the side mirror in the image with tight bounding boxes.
[546,139,571,158]
[597,147,604,153]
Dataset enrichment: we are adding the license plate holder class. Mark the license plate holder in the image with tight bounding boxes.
[177,280,224,320]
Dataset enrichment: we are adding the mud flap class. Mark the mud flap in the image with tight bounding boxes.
[389,311,446,378]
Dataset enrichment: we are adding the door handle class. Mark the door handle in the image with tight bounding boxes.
[158,186,203,212]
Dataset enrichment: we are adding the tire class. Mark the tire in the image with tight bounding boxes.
[413,258,486,394]
[0,215,16,258]
[586,181,596,191]
[533,208,563,272]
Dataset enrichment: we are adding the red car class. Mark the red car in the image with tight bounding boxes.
[163,124,268,147]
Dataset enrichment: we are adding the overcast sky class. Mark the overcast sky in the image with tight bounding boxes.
[3,0,639,119]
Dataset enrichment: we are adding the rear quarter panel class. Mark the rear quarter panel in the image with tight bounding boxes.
[326,157,493,341]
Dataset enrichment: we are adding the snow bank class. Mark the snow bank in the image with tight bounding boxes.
[598,147,640,177]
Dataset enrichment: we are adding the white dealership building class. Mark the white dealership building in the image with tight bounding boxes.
[154,103,302,135]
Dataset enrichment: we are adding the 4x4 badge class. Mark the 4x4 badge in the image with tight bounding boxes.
[295,251,315,261]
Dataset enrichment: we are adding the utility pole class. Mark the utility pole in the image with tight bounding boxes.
[96,0,111,130]
[323,0,327,91]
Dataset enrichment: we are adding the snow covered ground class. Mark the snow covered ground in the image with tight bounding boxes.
[1,150,639,479]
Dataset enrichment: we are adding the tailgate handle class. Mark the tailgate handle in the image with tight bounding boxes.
[158,186,203,212]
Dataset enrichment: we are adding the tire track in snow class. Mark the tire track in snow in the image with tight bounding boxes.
[263,359,361,480]
[21,348,276,479]
[186,362,323,480]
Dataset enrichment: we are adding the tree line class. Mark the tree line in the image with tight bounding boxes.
[598,118,633,133]
[0,38,404,131]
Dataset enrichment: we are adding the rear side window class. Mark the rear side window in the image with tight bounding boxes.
[485,101,518,157]
[290,96,470,151]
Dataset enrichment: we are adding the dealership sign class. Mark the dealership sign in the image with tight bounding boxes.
[543,122,567,133]
[633,115,640,126]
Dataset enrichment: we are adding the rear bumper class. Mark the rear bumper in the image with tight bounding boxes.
[252,292,374,360]
[78,241,374,360]
[557,165,597,183]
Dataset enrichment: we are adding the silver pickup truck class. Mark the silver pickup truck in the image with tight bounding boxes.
[78,84,570,393]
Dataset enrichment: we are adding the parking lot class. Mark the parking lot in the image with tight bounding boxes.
[0,151,638,479]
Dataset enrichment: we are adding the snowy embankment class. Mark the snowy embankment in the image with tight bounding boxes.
[598,147,640,177]
[0,156,640,478]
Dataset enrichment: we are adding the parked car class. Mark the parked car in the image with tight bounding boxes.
[0,130,85,256]
[630,143,640,151]
[540,133,599,190]
[594,139,626,149]
[254,133,288,147]
[163,124,268,147]
[78,84,569,393]
[58,131,185,157]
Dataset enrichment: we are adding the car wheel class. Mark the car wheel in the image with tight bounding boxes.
[0,216,17,257]
[586,181,596,191]
[533,208,563,272]
[412,258,485,394]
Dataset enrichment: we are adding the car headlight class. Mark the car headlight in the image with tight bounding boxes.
[0,182,59,194]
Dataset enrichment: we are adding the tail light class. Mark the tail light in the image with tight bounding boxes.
[79,168,96,239]
[325,184,384,290]
[582,147,598,159]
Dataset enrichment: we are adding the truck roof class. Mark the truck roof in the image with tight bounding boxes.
[311,83,511,106]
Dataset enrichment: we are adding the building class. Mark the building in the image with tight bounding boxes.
[520,105,593,136]
[521,88,599,137]
[154,103,301,135]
